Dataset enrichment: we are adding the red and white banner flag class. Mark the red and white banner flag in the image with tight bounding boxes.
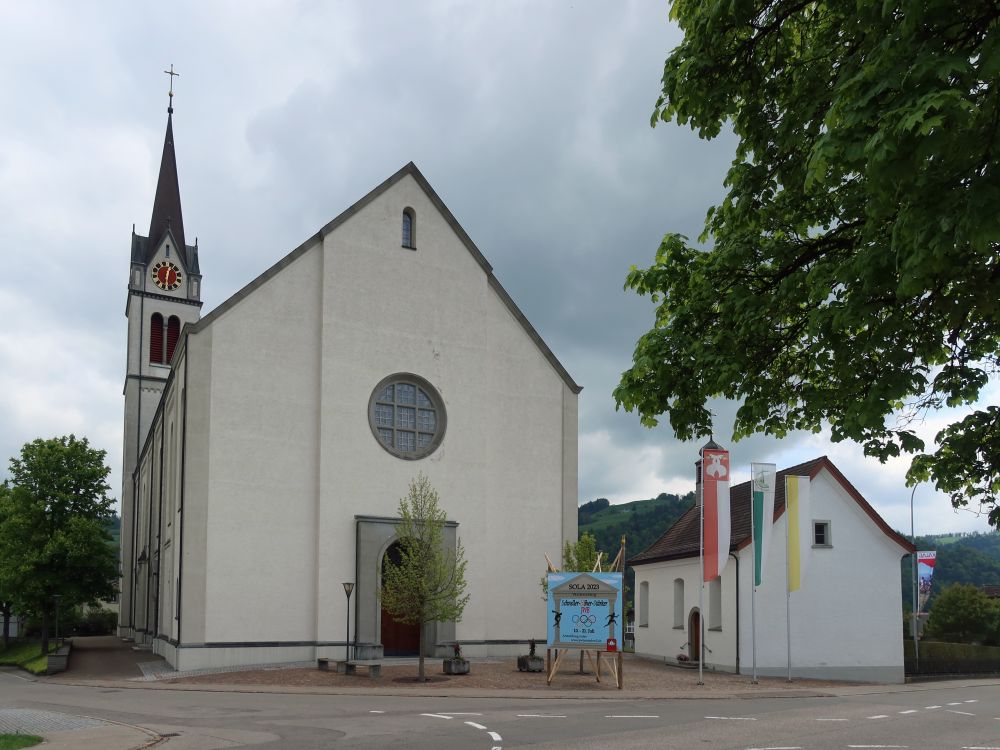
[702,448,731,581]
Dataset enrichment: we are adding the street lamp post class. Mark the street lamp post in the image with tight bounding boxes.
[910,485,919,667]
[342,582,355,663]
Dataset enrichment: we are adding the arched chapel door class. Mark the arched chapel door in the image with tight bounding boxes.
[689,609,701,663]
[380,541,421,656]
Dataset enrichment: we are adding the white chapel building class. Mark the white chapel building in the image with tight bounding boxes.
[629,450,914,683]
[118,106,580,671]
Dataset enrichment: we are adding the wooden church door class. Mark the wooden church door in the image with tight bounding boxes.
[380,542,421,656]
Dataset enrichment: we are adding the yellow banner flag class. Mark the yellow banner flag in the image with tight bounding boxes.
[786,475,811,592]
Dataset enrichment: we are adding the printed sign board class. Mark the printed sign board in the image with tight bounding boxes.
[546,572,623,650]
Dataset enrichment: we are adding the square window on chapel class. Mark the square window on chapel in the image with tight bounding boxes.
[813,521,832,547]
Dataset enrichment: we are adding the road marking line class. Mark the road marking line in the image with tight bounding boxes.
[925,705,941,709]
[605,715,660,719]
[369,710,385,714]
[948,702,963,705]
[491,747,502,750]
[746,747,802,749]
[815,718,849,721]
[965,700,979,703]
[420,713,452,720]
[705,716,757,720]
[464,721,488,730]
[488,731,503,741]
[447,713,483,716]
[948,710,975,716]
[898,710,918,714]
[963,746,1000,749]
[867,715,889,719]
[517,714,567,718]
[847,746,908,748]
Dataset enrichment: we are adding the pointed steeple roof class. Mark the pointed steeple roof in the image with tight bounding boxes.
[146,112,186,259]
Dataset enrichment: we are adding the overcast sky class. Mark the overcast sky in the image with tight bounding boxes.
[0,1,994,537]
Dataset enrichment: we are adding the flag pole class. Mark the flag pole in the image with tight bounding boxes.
[750,463,758,684]
[784,475,792,682]
[698,454,705,686]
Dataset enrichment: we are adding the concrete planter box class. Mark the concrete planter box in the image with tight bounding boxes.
[517,655,544,672]
[442,659,469,675]
[354,643,383,660]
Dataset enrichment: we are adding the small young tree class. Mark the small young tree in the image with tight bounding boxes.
[0,436,118,654]
[380,474,469,682]
[563,532,601,572]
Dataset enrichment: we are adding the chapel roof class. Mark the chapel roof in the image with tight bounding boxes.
[628,455,915,566]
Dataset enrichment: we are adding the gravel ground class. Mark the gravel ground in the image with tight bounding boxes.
[165,654,853,694]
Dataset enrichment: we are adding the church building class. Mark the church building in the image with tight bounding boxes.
[118,103,580,671]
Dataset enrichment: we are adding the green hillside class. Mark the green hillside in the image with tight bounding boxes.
[901,531,1000,612]
[578,492,695,611]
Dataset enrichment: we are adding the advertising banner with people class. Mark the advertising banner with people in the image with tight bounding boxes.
[917,551,937,613]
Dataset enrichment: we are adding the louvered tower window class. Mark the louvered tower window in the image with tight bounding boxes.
[150,313,165,364]
[166,316,180,362]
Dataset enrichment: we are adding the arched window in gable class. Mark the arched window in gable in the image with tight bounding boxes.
[149,313,164,364]
[402,208,416,249]
[166,316,181,362]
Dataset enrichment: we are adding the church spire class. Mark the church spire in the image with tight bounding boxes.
[147,66,186,258]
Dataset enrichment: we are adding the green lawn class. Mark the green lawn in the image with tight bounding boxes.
[0,735,43,749]
[0,640,58,674]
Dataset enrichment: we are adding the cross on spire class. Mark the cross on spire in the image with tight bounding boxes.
[164,64,179,113]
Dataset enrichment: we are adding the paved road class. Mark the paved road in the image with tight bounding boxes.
[1,669,998,749]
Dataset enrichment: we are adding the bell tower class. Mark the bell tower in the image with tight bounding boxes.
[119,67,203,638]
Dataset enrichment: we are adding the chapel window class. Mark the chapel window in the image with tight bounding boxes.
[369,374,445,459]
[149,313,165,364]
[708,576,722,630]
[813,520,832,547]
[673,578,684,628]
[402,208,416,249]
[638,581,649,627]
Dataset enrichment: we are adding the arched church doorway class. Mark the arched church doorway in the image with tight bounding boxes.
[380,541,421,656]
[688,609,701,662]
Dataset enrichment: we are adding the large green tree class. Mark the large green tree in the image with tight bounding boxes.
[615,1,1000,522]
[925,582,999,644]
[0,436,118,653]
[380,474,469,682]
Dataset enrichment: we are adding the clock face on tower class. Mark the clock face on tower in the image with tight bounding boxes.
[151,261,183,291]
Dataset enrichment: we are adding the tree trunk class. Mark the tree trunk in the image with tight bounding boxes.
[418,622,426,682]
[40,606,50,656]
[1,603,10,649]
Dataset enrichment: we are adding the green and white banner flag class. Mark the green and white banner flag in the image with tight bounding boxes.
[751,462,777,587]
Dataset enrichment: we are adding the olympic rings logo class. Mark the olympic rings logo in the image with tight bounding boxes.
[572,614,597,625]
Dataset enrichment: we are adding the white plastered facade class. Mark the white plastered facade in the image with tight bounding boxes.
[632,462,910,683]
[121,164,580,670]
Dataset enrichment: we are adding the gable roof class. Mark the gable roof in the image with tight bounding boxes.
[190,161,581,394]
[628,455,915,566]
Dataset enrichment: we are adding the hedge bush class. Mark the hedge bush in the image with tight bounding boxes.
[906,639,1000,675]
